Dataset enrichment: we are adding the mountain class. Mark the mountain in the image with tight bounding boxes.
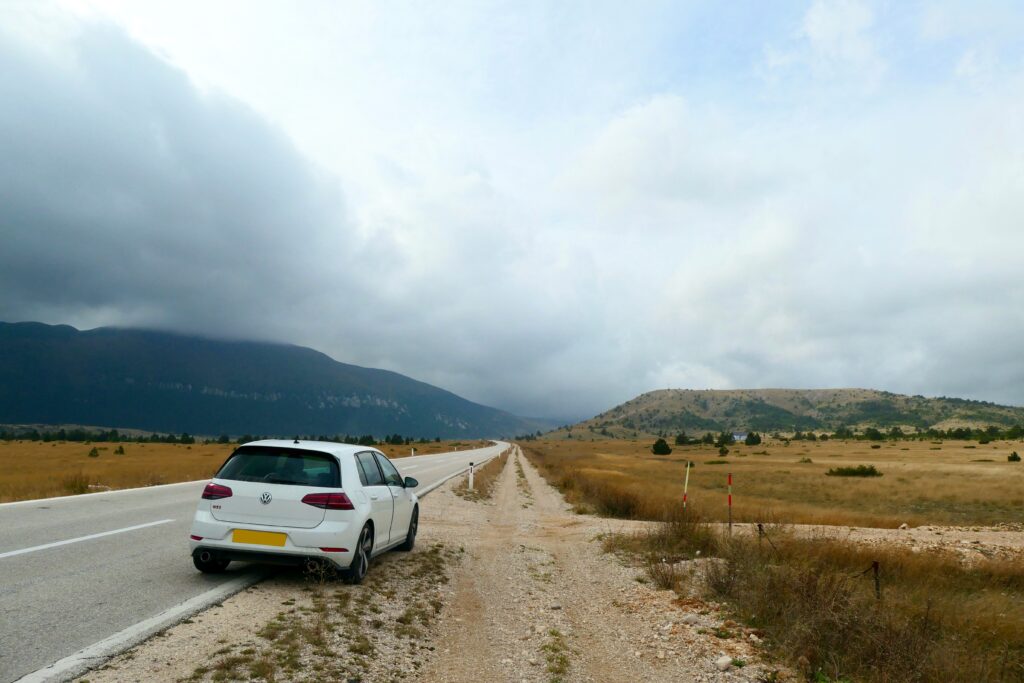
[0,322,549,438]
[567,388,1024,436]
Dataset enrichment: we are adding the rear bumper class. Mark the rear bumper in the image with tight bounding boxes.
[191,545,352,569]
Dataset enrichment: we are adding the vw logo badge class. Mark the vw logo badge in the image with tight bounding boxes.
[259,491,272,505]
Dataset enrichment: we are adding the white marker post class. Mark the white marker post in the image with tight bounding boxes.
[682,460,691,512]
[468,462,475,491]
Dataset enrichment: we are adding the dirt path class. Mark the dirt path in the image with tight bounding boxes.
[420,446,772,683]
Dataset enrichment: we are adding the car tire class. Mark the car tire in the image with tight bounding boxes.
[397,506,418,552]
[192,550,230,574]
[345,524,373,584]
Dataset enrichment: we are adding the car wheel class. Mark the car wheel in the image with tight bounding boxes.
[346,525,373,584]
[397,506,418,552]
[192,550,230,574]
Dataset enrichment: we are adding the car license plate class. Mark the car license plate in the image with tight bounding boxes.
[232,529,286,547]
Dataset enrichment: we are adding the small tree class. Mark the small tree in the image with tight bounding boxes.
[1010,451,1021,462]
[715,431,735,448]
[652,438,672,455]
[744,432,762,446]
[718,446,729,456]
[674,432,688,446]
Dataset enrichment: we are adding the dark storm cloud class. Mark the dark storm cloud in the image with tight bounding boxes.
[0,24,353,341]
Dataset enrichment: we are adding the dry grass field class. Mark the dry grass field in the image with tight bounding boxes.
[523,437,1024,681]
[0,438,491,503]
[523,437,1024,528]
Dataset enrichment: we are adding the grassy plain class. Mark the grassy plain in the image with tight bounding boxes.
[523,437,1024,527]
[523,438,1024,681]
[0,438,491,503]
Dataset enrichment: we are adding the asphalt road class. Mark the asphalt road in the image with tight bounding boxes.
[0,441,506,683]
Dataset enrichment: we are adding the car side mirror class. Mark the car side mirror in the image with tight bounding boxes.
[403,476,418,488]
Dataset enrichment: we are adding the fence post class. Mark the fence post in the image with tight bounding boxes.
[468,462,475,491]
[728,473,733,536]
[682,460,691,511]
[873,560,881,600]
[757,522,764,547]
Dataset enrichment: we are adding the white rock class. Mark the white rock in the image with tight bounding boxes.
[657,651,666,660]
[749,633,761,644]
[715,655,733,672]
[681,614,699,625]
[899,523,909,530]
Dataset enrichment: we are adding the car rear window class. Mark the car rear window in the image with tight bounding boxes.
[216,447,340,488]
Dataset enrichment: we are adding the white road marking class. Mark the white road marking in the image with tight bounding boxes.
[0,479,207,509]
[0,519,175,560]
[14,571,266,683]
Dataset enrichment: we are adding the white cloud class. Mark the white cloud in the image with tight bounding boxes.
[760,0,885,89]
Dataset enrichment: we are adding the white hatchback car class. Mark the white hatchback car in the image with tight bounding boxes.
[188,440,419,583]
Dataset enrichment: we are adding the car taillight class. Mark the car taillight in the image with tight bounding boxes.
[301,492,354,510]
[320,547,348,552]
[190,535,203,541]
[201,483,233,500]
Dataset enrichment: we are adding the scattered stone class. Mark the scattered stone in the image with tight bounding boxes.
[656,650,665,660]
[899,523,909,529]
[681,613,699,625]
[749,633,761,644]
[715,655,733,671]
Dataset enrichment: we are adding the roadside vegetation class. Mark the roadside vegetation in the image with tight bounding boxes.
[188,542,462,683]
[0,438,490,502]
[454,446,510,501]
[605,508,1024,682]
[523,440,1024,682]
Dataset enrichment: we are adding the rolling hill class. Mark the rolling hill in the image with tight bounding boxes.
[567,388,1024,437]
[0,322,548,438]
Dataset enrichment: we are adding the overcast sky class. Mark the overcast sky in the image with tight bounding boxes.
[2,1,1023,420]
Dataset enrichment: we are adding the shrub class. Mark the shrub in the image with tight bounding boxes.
[114,445,125,455]
[652,438,672,455]
[718,446,730,456]
[1010,452,1021,462]
[798,457,813,463]
[870,444,882,449]
[62,471,92,494]
[744,432,762,446]
[826,465,882,477]
[87,447,99,458]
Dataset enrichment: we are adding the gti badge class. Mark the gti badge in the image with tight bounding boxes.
[260,491,272,505]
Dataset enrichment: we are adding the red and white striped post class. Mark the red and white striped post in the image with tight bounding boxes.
[727,472,733,536]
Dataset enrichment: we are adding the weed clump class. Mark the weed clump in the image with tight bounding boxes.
[1010,451,1021,462]
[826,465,882,477]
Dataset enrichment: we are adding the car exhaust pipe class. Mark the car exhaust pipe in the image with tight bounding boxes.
[199,550,213,564]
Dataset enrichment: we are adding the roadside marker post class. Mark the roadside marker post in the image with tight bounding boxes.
[728,473,733,536]
[682,461,691,511]
[469,462,475,491]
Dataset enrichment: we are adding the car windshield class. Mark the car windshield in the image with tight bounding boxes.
[216,447,340,487]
